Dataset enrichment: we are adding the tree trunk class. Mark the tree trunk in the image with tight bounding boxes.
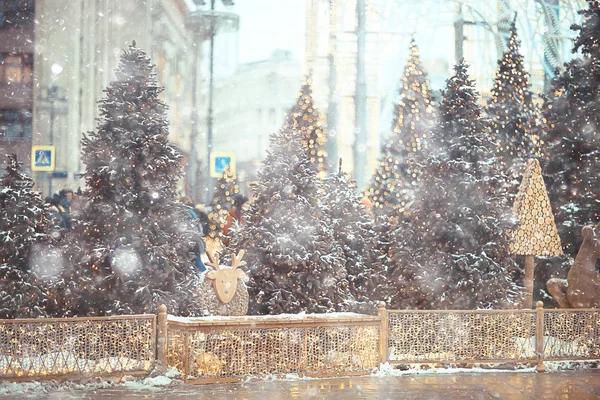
[523,254,535,309]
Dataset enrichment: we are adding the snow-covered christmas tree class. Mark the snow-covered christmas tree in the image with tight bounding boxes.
[541,0,600,258]
[321,160,387,312]
[0,154,52,318]
[232,129,350,315]
[283,77,328,175]
[367,39,435,218]
[388,60,520,310]
[71,42,201,315]
[488,16,540,179]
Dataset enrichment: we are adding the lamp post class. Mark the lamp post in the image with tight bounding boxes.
[37,85,66,196]
[185,0,239,204]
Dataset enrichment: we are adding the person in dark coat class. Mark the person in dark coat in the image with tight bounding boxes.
[181,196,206,271]
[54,189,73,230]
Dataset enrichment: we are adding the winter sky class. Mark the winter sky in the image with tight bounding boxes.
[184,0,307,76]
[235,0,306,64]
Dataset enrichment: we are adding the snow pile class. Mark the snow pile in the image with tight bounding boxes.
[0,367,182,396]
[375,362,536,377]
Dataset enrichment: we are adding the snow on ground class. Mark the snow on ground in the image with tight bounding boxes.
[0,367,182,397]
[0,362,598,396]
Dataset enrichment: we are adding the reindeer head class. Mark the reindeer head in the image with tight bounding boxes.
[205,250,247,304]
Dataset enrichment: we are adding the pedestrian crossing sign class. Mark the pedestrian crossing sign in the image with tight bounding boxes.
[31,146,55,171]
[210,152,235,178]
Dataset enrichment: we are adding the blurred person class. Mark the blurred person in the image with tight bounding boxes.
[222,194,249,245]
[54,189,74,230]
[181,196,206,272]
[194,203,211,237]
[45,196,62,227]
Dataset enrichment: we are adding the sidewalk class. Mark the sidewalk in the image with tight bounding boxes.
[3,369,600,399]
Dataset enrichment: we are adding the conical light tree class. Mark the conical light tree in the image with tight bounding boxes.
[231,129,350,315]
[509,159,563,308]
[0,154,53,318]
[283,77,328,175]
[388,60,520,310]
[541,0,600,258]
[75,42,200,315]
[488,16,541,178]
[367,39,435,218]
[208,165,239,240]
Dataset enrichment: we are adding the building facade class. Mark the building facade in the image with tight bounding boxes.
[0,0,35,171]
[0,0,204,197]
[206,50,303,193]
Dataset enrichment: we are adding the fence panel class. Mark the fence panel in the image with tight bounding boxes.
[387,310,537,364]
[166,314,380,383]
[543,310,600,361]
[0,315,156,380]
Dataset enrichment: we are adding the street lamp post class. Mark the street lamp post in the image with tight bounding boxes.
[185,0,239,204]
[37,85,66,196]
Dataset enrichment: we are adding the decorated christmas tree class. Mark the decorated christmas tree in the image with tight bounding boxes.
[283,77,328,175]
[208,165,239,241]
[541,1,600,257]
[367,39,435,218]
[509,159,563,308]
[321,160,387,312]
[0,154,53,318]
[488,16,541,178]
[388,60,520,310]
[232,129,350,315]
[71,42,200,315]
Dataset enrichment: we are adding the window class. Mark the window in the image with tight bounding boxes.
[0,53,33,84]
[269,108,276,125]
[0,109,32,138]
[0,0,34,28]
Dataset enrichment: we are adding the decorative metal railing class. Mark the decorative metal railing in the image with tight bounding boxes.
[382,302,600,371]
[0,315,156,381]
[1,302,599,384]
[543,309,600,361]
[165,313,380,383]
[386,309,537,364]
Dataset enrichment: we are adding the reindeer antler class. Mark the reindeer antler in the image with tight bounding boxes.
[205,252,221,270]
[231,250,246,270]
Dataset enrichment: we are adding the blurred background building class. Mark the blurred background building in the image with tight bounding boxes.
[305,0,586,187]
[208,50,302,191]
[0,0,589,197]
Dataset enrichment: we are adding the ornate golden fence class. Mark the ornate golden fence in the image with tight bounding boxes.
[2,303,599,383]
[164,313,381,384]
[0,315,156,381]
[382,302,600,371]
[543,309,600,361]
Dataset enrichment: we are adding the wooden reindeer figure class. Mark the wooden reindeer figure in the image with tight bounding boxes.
[547,222,600,308]
[205,250,247,304]
[195,250,249,315]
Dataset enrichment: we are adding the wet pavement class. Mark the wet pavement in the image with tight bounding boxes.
[4,370,600,399]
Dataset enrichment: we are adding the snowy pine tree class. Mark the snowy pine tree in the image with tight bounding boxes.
[541,1,600,257]
[0,154,52,318]
[71,42,200,315]
[367,40,435,218]
[232,129,350,314]
[388,60,520,310]
[321,160,387,312]
[488,16,540,179]
[283,78,328,175]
